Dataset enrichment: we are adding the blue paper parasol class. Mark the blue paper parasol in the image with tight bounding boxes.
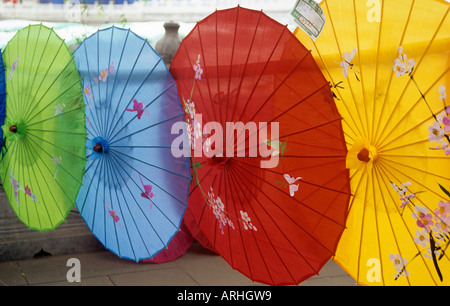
[74,26,191,261]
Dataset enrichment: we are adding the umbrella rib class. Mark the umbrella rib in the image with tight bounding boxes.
[111,150,187,255]
[107,65,175,143]
[224,164,262,283]
[22,39,68,122]
[17,139,34,228]
[229,162,324,282]
[25,130,86,161]
[376,161,439,285]
[374,162,419,285]
[108,112,183,146]
[101,26,115,137]
[352,0,370,141]
[106,153,161,259]
[103,38,147,141]
[16,26,30,118]
[224,7,240,127]
[193,24,216,125]
[228,163,299,284]
[4,36,20,119]
[188,159,213,213]
[322,0,368,140]
[369,0,385,142]
[379,156,450,183]
[102,28,130,144]
[233,157,351,197]
[194,168,218,248]
[233,25,288,127]
[24,132,85,203]
[215,10,222,126]
[230,160,344,254]
[89,156,108,249]
[375,1,448,147]
[108,147,191,180]
[6,27,21,118]
[108,149,188,211]
[228,7,262,126]
[95,29,106,137]
[24,78,84,126]
[17,24,52,117]
[82,39,107,138]
[20,138,56,230]
[377,67,449,150]
[307,40,362,140]
[244,49,311,125]
[25,105,84,129]
[212,166,225,251]
[27,137,72,228]
[77,158,102,215]
[354,170,370,284]
[1,142,20,214]
[102,153,121,258]
[105,56,164,142]
[233,84,342,151]
[17,25,50,119]
[222,166,237,273]
[232,55,326,148]
[233,158,347,227]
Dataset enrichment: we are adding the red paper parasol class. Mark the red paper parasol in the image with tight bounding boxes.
[169,6,351,285]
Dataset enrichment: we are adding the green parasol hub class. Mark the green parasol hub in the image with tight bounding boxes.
[2,119,26,141]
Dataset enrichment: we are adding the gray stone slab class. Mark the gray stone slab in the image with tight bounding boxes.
[0,261,27,286]
[110,267,199,286]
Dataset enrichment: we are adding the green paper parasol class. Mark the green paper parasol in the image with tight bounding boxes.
[1,24,86,231]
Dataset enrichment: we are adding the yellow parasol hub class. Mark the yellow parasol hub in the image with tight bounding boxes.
[346,139,378,173]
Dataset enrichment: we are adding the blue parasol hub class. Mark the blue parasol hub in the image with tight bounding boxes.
[88,136,109,159]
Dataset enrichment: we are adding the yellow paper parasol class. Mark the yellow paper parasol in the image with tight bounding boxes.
[294,0,450,285]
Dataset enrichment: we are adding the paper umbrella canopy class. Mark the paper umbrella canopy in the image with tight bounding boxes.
[170,6,352,285]
[295,0,450,285]
[0,24,86,231]
[73,26,191,261]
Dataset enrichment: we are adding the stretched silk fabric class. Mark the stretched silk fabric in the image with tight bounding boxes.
[170,6,351,285]
[74,27,191,261]
[295,0,450,285]
[0,24,86,231]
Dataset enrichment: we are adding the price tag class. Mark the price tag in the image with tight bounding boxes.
[290,0,325,41]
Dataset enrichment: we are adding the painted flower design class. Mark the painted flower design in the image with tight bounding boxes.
[125,98,148,120]
[208,187,236,234]
[54,103,66,116]
[413,228,430,248]
[83,85,93,102]
[193,54,203,80]
[428,122,444,143]
[106,203,120,223]
[393,46,415,77]
[8,56,20,81]
[389,254,409,278]
[240,210,257,231]
[93,62,114,87]
[339,48,357,79]
[391,181,415,209]
[139,173,155,211]
[412,206,434,232]
[9,172,20,204]
[439,85,447,101]
[52,154,62,179]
